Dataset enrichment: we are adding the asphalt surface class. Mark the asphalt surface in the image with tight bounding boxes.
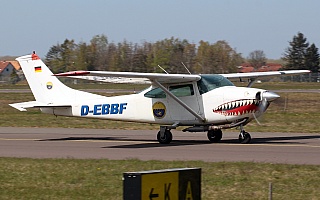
[1,127,319,165]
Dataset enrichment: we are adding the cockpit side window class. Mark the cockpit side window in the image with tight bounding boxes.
[144,87,166,98]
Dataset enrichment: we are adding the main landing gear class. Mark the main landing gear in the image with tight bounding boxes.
[207,129,223,142]
[157,126,173,144]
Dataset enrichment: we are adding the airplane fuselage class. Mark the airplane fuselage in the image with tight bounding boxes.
[41,84,268,127]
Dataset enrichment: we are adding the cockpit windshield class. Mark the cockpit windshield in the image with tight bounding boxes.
[197,74,234,94]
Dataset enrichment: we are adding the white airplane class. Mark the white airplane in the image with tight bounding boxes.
[10,52,310,144]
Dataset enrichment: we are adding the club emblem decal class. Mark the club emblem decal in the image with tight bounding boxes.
[153,102,166,119]
[46,82,53,90]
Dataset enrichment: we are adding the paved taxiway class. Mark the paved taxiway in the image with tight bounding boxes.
[1,127,319,165]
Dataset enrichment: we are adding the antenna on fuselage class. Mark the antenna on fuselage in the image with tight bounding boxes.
[181,62,192,74]
[158,65,169,74]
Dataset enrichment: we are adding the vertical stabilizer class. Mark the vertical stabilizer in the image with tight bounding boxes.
[16,52,101,105]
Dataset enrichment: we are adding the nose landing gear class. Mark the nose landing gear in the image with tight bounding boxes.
[238,125,251,144]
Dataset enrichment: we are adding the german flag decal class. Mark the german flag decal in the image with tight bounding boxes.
[34,66,42,73]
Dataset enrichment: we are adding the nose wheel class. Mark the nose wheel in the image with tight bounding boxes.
[238,130,251,144]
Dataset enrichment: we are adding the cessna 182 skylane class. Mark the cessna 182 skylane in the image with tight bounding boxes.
[10,53,310,144]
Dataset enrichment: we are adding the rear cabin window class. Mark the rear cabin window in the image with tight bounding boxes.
[169,84,194,97]
[144,84,194,98]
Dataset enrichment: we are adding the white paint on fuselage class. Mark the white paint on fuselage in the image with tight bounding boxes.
[41,85,267,127]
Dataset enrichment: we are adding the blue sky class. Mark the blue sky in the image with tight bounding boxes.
[1,0,319,59]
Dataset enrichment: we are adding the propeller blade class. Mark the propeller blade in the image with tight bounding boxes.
[253,112,262,125]
[254,91,280,125]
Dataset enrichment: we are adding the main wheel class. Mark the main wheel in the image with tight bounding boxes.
[207,129,223,142]
[157,130,173,144]
[238,131,251,144]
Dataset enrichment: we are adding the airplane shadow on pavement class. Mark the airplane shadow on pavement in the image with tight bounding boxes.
[39,134,320,149]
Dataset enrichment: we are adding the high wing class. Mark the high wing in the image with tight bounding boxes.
[54,71,201,84]
[54,70,310,84]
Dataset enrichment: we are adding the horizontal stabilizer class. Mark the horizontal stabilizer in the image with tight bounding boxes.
[9,101,71,111]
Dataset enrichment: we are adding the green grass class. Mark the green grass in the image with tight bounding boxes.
[1,158,320,199]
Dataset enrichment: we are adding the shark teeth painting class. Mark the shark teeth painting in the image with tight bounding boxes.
[213,99,259,116]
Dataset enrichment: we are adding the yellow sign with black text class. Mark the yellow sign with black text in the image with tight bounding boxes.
[141,171,178,200]
[123,168,201,200]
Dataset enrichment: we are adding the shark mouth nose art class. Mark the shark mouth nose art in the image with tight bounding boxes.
[213,99,259,116]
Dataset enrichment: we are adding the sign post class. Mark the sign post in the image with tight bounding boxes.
[123,168,201,200]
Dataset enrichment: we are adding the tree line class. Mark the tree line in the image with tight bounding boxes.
[45,35,242,74]
[45,33,319,74]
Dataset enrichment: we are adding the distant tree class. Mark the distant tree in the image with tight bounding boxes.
[304,43,320,73]
[195,40,243,73]
[44,36,243,74]
[60,39,77,71]
[131,43,148,72]
[195,40,213,73]
[45,43,63,73]
[182,43,197,73]
[212,40,243,73]
[45,39,77,73]
[283,32,309,70]
[88,34,109,70]
[10,69,20,84]
[75,41,90,71]
[150,38,174,73]
[247,50,266,69]
[117,40,133,71]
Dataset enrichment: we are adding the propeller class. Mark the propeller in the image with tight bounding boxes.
[253,91,280,125]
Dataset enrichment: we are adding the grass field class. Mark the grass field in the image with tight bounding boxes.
[1,158,320,199]
[1,82,319,199]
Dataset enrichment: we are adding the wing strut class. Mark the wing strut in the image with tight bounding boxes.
[153,80,206,123]
[247,78,256,87]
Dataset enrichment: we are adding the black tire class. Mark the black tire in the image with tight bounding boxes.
[238,131,251,144]
[157,130,173,144]
[207,129,223,142]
